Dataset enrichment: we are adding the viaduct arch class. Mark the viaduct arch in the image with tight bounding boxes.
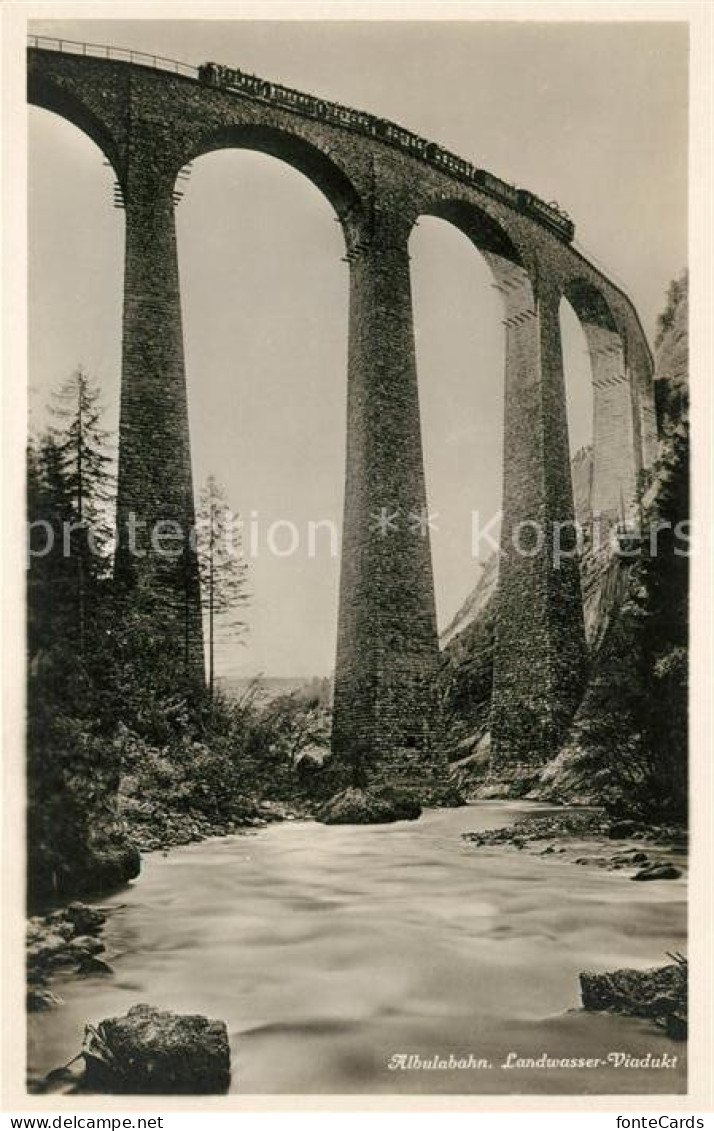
[28,40,658,777]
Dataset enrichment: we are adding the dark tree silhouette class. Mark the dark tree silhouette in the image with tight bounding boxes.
[45,366,113,655]
[195,475,250,698]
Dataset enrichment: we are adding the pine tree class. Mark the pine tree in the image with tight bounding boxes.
[196,476,250,698]
[42,366,114,656]
[25,370,131,901]
[26,438,51,660]
[27,434,70,656]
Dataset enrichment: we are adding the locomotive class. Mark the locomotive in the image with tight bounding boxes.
[197,62,575,244]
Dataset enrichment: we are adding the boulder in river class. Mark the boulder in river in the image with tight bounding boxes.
[27,901,111,1004]
[66,935,105,958]
[65,902,107,936]
[32,843,141,903]
[82,1004,231,1094]
[317,787,421,825]
[27,986,62,1012]
[76,954,112,976]
[632,862,682,881]
[608,819,640,839]
[610,850,650,867]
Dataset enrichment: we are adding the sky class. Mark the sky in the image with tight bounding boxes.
[28,18,688,677]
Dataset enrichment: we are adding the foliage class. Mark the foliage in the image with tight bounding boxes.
[26,371,125,900]
[260,691,330,772]
[119,730,249,824]
[26,367,337,897]
[654,271,688,350]
[27,413,112,660]
[204,683,334,801]
[195,475,250,697]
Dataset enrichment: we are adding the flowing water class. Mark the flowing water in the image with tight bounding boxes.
[28,802,687,1095]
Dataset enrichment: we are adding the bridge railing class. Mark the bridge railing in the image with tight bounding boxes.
[27,35,198,80]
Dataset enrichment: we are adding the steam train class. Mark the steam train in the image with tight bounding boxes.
[197,61,575,244]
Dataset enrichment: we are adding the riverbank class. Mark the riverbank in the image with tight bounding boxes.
[462,809,687,881]
[120,797,307,853]
[27,902,112,1013]
[122,777,465,851]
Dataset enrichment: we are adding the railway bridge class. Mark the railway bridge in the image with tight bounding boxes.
[27,38,658,774]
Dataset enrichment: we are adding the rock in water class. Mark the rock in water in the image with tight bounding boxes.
[579,961,687,1039]
[82,1004,231,1093]
[76,955,112,976]
[610,850,650,867]
[666,1012,688,1041]
[608,819,640,839]
[27,986,62,1012]
[317,787,421,825]
[374,785,424,821]
[65,903,107,936]
[67,935,105,957]
[632,862,682,881]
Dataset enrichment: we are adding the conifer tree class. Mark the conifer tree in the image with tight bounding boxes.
[196,475,250,698]
[32,366,114,656]
[25,369,127,900]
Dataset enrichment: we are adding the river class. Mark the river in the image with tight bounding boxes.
[28,802,687,1095]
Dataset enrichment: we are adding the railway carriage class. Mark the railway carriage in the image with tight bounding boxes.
[197,62,575,244]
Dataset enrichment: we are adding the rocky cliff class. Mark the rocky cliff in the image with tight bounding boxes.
[441,444,598,652]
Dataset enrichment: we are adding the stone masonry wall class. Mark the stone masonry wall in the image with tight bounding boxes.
[488,265,588,768]
[114,123,204,677]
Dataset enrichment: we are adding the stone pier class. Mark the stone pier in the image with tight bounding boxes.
[332,212,440,783]
[114,130,204,678]
[488,263,588,769]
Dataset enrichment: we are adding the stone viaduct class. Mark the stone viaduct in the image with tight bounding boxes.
[27,39,658,777]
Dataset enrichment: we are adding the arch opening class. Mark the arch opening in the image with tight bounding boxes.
[28,105,124,496]
[176,146,348,687]
[180,123,362,236]
[562,279,637,530]
[420,196,525,266]
[28,72,123,184]
[560,295,595,539]
[409,211,507,645]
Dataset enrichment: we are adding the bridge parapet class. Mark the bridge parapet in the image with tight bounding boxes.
[28,34,198,79]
